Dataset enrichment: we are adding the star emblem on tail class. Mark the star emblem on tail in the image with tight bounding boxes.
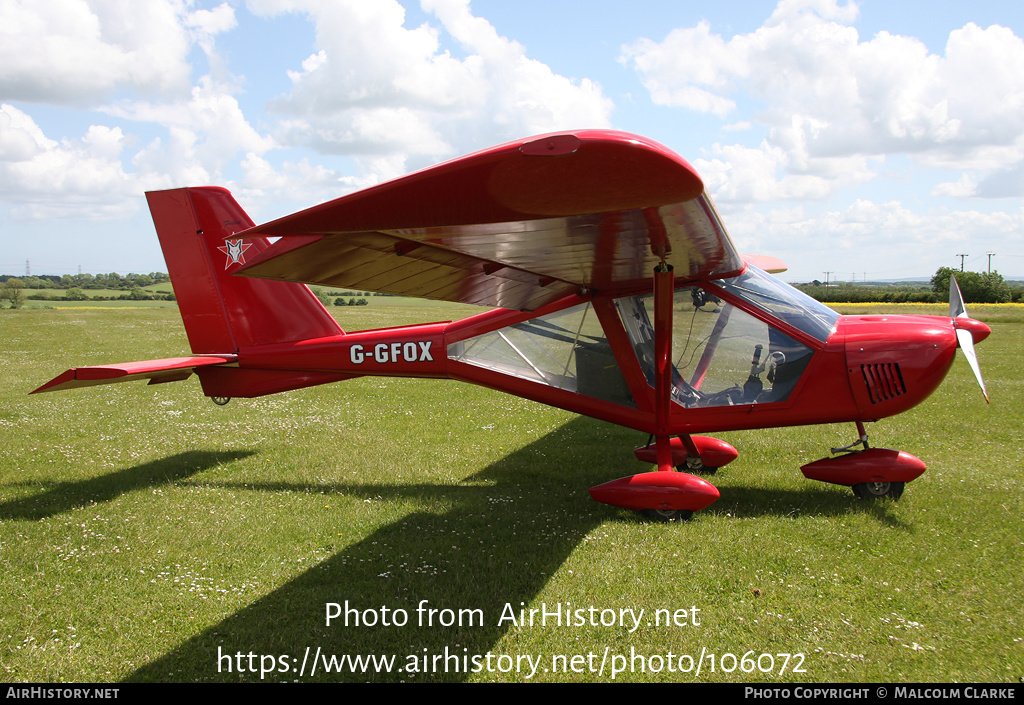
[217,239,252,269]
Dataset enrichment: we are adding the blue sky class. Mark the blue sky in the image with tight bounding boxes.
[1,0,1023,282]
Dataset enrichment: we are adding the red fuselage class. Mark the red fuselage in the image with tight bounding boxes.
[206,286,988,439]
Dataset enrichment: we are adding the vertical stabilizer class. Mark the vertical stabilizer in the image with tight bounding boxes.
[146,187,343,354]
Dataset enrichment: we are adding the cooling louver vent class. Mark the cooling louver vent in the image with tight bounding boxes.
[861,362,906,404]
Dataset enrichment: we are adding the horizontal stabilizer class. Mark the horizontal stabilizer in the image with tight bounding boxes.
[32,355,237,394]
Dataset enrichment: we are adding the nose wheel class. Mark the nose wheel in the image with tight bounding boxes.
[641,508,694,522]
[802,427,924,501]
[852,481,905,500]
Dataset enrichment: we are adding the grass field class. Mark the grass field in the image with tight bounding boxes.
[0,302,1020,682]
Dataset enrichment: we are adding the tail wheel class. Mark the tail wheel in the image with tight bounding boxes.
[852,481,905,500]
[641,508,694,522]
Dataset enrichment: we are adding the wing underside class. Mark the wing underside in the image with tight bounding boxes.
[235,131,744,310]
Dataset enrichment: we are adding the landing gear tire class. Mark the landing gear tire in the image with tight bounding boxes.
[852,481,905,500]
[641,508,694,522]
[679,459,718,476]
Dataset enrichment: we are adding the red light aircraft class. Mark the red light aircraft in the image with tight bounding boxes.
[34,130,991,521]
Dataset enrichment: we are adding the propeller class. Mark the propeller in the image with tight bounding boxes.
[949,276,990,403]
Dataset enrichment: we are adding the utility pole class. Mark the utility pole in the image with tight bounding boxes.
[956,254,968,271]
[986,252,995,273]
[822,271,833,302]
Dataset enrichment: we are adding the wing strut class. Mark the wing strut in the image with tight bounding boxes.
[653,262,675,472]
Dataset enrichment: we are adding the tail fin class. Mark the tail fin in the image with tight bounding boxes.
[146,187,343,353]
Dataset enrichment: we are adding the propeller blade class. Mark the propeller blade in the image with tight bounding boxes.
[949,275,967,319]
[949,275,989,403]
[956,327,989,403]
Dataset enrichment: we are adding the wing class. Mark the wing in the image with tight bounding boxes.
[742,254,788,274]
[236,130,744,311]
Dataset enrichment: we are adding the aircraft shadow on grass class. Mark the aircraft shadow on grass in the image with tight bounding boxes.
[125,418,900,683]
[0,450,254,521]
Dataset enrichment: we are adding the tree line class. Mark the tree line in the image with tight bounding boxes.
[0,272,170,290]
[797,268,1019,304]
[3,267,1019,309]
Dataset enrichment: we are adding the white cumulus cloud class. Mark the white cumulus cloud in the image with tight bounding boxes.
[258,0,612,176]
[0,104,134,218]
[623,0,1024,200]
[0,0,200,104]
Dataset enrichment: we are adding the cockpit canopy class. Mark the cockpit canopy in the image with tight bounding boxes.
[448,266,836,410]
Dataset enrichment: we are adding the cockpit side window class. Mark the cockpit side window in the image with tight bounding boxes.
[447,302,635,408]
[615,287,813,408]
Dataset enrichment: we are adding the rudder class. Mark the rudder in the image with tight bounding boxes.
[146,187,344,354]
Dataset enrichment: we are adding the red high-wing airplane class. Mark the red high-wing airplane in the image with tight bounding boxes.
[34,130,991,521]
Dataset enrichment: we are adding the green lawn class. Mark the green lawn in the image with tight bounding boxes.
[0,304,1020,682]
